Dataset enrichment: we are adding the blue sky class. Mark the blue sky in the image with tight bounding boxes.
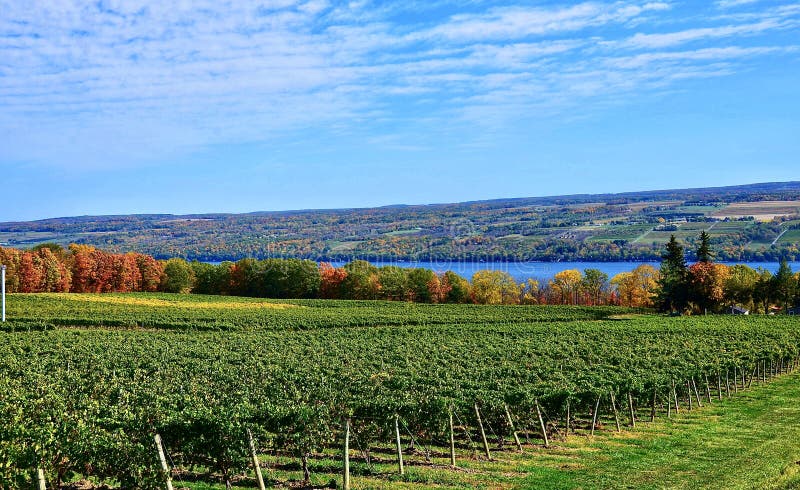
[1,0,798,221]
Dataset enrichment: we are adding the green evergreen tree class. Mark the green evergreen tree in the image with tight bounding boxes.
[772,259,796,311]
[696,230,714,263]
[656,235,688,313]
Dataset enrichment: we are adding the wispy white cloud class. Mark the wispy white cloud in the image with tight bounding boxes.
[0,0,797,169]
[717,0,761,8]
[621,18,789,48]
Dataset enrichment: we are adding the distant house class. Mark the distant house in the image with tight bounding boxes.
[730,305,750,315]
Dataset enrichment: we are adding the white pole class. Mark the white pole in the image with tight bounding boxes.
[2,265,5,322]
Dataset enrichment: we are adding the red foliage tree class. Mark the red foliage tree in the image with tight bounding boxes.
[135,253,163,292]
[319,262,348,299]
[69,244,97,293]
[17,251,44,293]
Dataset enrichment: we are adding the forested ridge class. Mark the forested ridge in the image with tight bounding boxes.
[2,181,800,262]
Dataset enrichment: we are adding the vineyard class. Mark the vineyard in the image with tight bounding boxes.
[1,294,800,489]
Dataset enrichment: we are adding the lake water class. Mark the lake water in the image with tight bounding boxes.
[328,260,800,282]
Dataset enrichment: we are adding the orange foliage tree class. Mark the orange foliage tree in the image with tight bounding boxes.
[319,262,348,299]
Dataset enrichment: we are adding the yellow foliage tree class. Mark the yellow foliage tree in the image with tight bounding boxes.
[550,269,582,305]
[611,264,659,307]
[471,270,521,305]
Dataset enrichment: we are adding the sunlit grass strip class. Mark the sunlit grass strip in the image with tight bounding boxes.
[44,293,302,309]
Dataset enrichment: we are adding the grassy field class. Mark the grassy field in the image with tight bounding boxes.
[3,294,800,489]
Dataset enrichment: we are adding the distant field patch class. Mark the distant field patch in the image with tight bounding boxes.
[712,201,800,221]
[712,221,750,231]
[329,240,363,251]
[626,200,682,212]
[778,229,800,244]
[587,224,652,243]
[384,227,423,236]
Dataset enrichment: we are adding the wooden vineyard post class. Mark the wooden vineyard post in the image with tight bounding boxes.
[667,391,672,418]
[733,366,739,393]
[650,389,657,422]
[725,370,731,398]
[394,415,405,476]
[691,378,703,407]
[449,410,457,467]
[717,372,722,401]
[590,396,601,436]
[565,399,571,437]
[247,429,266,490]
[154,434,174,490]
[627,393,636,428]
[609,391,621,432]
[704,374,712,403]
[36,468,46,490]
[474,404,492,460]
[686,381,693,410]
[672,379,679,414]
[757,361,761,384]
[535,399,549,448]
[343,418,351,490]
[504,404,523,452]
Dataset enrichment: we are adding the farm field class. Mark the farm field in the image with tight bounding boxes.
[711,201,800,221]
[2,294,800,489]
[1,182,799,263]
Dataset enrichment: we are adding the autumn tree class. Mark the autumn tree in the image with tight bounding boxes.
[0,247,21,292]
[427,272,453,303]
[17,251,44,293]
[519,278,540,305]
[136,253,165,292]
[471,270,519,305]
[319,262,348,299]
[443,271,471,303]
[69,244,97,293]
[549,269,582,305]
[581,268,609,305]
[38,247,71,292]
[611,264,659,308]
[687,262,731,314]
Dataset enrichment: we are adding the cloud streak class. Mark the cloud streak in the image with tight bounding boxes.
[0,0,798,169]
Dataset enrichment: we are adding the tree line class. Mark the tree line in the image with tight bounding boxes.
[1,238,798,312]
[656,231,799,314]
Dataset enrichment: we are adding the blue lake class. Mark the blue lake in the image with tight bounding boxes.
[328,260,800,282]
